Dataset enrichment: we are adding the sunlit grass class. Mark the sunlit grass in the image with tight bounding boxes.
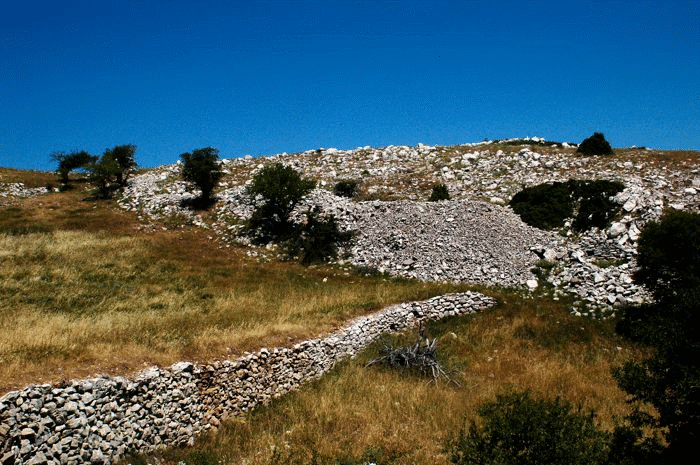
[133,291,646,465]
[0,224,470,394]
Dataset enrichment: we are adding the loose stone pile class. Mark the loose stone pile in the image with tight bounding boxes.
[0,292,495,464]
[0,183,49,206]
[117,139,699,312]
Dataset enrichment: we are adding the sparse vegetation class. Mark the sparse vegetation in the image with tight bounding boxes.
[87,144,138,198]
[429,183,450,201]
[51,150,97,187]
[577,132,613,156]
[509,179,624,231]
[129,291,642,464]
[0,184,468,394]
[245,163,316,244]
[333,179,359,198]
[447,390,609,465]
[3,141,697,464]
[180,147,224,208]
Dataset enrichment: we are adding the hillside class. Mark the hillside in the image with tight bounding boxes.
[120,138,698,314]
[1,139,699,464]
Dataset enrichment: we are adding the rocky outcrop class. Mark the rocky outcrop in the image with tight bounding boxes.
[0,292,495,464]
[115,140,699,313]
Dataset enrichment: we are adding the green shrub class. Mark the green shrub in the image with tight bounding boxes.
[509,182,574,230]
[51,150,98,185]
[88,152,121,199]
[429,183,450,201]
[614,211,700,463]
[577,132,613,155]
[570,179,624,231]
[245,163,316,244]
[634,210,700,299]
[86,145,138,199]
[333,179,359,198]
[287,207,354,265]
[509,179,623,231]
[180,147,224,207]
[446,391,608,465]
[104,144,137,188]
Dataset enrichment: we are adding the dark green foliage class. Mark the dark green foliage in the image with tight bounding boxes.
[509,181,574,230]
[52,150,98,185]
[104,144,137,188]
[429,183,450,201]
[180,147,224,207]
[447,391,608,465]
[613,212,700,463]
[614,288,700,464]
[88,152,122,199]
[509,179,623,231]
[333,179,359,198]
[570,179,624,231]
[577,132,613,155]
[86,145,138,198]
[634,210,700,299]
[287,207,354,265]
[246,163,316,244]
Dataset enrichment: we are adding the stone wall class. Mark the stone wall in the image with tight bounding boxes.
[0,291,496,465]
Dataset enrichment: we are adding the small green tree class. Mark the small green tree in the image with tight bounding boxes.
[245,163,316,244]
[86,145,138,198]
[633,210,700,300]
[429,183,450,201]
[447,391,609,465]
[287,207,354,265]
[613,211,700,463]
[104,144,137,188]
[180,147,224,207]
[52,150,98,186]
[88,153,121,199]
[577,132,613,155]
[333,179,359,198]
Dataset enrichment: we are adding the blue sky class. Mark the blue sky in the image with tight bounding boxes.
[1,0,699,171]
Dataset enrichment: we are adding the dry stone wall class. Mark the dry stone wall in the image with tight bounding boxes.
[0,292,495,465]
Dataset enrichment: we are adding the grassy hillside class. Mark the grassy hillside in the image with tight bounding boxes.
[4,145,687,463]
[0,178,470,394]
[128,291,645,464]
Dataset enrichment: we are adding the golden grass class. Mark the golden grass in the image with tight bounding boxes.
[135,292,648,465]
[0,192,470,394]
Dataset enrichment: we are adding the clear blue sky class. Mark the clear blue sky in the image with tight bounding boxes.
[1,0,699,171]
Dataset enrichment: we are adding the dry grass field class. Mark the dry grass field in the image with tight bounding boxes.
[0,163,658,464]
[130,291,646,464]
[0,181,470,394]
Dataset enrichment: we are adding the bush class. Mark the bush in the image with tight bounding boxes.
[509,179,623,231]
[103,144,137,188]
[447,391,608,465]
[613,211,700,463]
[86,145,138,199]
[52,150,98,185]
[613,288,700,464]
[509,181,574,230]
[180,147,224,207]
[634,210,700,299]
[286,207,354,265]
[429,183,450,201]
[245,163,316,244]
[577,132,613,155]
[570,179,624,231]
[88,153,122,199]
[333,179,359,198]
